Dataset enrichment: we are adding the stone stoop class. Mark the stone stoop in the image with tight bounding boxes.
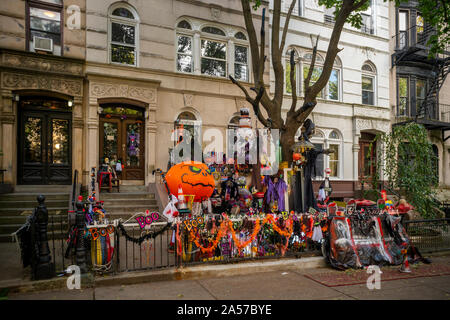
[99,185,165,223]
[0,186,71,242]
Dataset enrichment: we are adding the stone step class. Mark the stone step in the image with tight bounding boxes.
[0,230,67,242]
[0,207,68,216]
[99,199,157,206]
[0,199,68,209]
[99,192,155,200]
[103,204,160,215]
[0,221,69,235]
[0,193,70,202]
[14,185,72,193]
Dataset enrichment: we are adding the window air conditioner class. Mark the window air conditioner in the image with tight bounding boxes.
[33,36,53,52]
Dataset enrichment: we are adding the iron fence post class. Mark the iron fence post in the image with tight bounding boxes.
[34,195,55,280]
[75,197,88,273]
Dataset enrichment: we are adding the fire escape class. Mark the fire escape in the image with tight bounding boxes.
[392,23,450,141]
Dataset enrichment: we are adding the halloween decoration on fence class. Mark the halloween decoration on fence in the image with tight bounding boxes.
[165,161,215,202]
[135,210,160,229]
[86,224,115,272]
[117,221,173,245]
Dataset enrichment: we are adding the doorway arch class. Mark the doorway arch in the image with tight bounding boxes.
[99,103,146,180]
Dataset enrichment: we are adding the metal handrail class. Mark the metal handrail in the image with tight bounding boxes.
[71,169,78,211]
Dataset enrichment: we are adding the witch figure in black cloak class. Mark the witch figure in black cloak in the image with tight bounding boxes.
[294,119,335,212]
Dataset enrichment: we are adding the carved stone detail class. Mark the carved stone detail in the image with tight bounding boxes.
[183,94,193,107]
[355,118,390,134]
[2,53,83,76]
[2,72,82,96]
[90,82,156,104]
[211,7,221,20]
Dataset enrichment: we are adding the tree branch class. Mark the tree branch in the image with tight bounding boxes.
[288,50,298,114]
[308,0,355,99]
[229,75,270,128]
[257,8,266,88]
[279,0,297,54]
[304,34,320,91]
[271,0,284,108]
[240,0,261,82]
[351,0,370,11]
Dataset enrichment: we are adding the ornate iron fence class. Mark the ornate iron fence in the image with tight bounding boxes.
[404,218,450,253]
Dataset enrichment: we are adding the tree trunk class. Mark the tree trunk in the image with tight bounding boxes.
[280,123,299,163]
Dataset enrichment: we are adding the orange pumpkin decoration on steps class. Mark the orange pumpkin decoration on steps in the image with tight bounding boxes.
[165,161,215,202]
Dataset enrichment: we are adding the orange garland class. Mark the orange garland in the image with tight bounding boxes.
[179,214,297,257]
[189,220,228,254]
[175,222,183,257]
[228,218,262,253]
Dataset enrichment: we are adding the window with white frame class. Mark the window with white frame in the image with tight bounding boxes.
[28,0,63,56]
[398,76,409,116]
[234,32,249,81]
[328,130,341,178]
[362,62,376,105]
[324,6,336,24]
[175,19,249,80]
[294,128,341,179]
[176,20,193,73]
[303,52,325,98]
[300,52,341,101]
[328,59,341,101]
[109,4,139,66]
[360,0,374,35]
[283,0,303,16]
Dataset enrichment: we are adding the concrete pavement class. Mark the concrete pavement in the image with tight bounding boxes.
[6,258,450,300]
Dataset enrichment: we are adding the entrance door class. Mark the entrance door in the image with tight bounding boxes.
[358,132,377,181]
[18,105,72,185]
[99,105,145,180]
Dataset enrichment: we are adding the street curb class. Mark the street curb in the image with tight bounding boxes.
[3,251,449,294]
[1,256,326,294]
[94,256,327,288]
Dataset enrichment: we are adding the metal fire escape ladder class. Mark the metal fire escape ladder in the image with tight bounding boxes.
[416,57,450,120]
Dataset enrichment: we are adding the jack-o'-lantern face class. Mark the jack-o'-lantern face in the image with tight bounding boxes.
[165,161,215,202]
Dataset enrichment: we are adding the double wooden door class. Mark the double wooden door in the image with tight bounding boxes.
[100,117,145,180]
[18,110,72,185]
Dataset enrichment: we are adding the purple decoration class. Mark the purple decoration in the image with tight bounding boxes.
[275,179,288,212]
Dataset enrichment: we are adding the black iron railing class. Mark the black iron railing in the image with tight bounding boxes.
[404,218,450,253]
[71,169,78,211]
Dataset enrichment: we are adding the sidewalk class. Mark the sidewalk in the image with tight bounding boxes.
[4,255,450,300]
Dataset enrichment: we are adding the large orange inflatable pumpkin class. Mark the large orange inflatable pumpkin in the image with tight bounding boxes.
[165,161,215,202]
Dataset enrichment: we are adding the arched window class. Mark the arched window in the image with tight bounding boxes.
[177,20,192,30]
[303,52,325,98]
[311,129,325,179]
[328,130,341,178]
[109,3,139,66]
[202,26,226,36]
[362,62,376,105]
[235,32,247,40]
[173,111,202,161]
[176,19,194,73]
[228,115,241,129]
[175,19,249,81]
[301,52,341,100]
[200,26,227,77]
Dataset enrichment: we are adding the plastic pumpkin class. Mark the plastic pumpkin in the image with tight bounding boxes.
[165,161,215,202]
[292,153,301,161]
